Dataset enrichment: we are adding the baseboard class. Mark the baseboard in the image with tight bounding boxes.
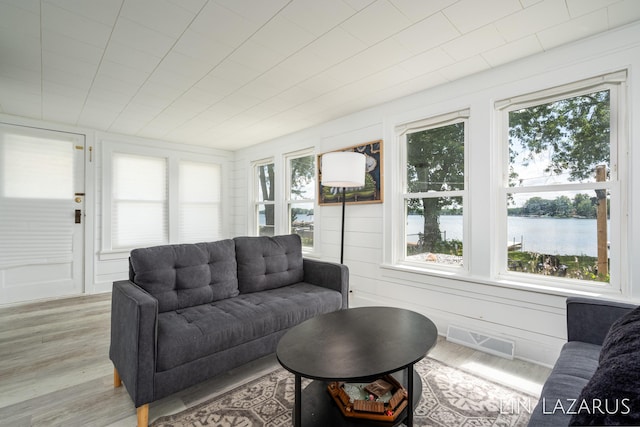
[446,325,515,359]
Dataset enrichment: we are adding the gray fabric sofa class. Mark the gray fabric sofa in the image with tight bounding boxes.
[529,296,638,426]
[109,234,348,426]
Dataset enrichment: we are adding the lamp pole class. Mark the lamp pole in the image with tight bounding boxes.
[340,187,346,264]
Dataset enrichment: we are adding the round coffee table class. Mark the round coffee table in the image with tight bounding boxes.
[276,306,438,426]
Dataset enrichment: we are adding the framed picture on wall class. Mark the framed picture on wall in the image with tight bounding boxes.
[318,140,383,205]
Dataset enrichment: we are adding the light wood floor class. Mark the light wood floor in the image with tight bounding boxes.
[0,293,551,427]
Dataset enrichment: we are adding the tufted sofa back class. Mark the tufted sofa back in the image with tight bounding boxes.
[234,234,304,294]
[128,235,305,313]
[129,239,238,312]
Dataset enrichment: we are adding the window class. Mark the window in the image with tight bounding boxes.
[399,110,468,267]
[497,72,626,287]
[287,152,315,249]
[250,150,317,250]
[179,161,222,243]
[102,140,227,255]
[111,153,167,249]
[254,160,275,237]
[2,133,73,199]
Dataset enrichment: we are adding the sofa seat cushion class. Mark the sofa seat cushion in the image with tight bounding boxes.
[156,282,342,372]
[529,341,601,426]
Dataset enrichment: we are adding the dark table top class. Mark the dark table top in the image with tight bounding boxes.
[276,306,438,382]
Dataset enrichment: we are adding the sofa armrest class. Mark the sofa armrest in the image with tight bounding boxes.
[109,280,158,407]
[303,258,349,308]
[566,296,636,345]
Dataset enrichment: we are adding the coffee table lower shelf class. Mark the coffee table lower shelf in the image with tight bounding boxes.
[295,369,421,426]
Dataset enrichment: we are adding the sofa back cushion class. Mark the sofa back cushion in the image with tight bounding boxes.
[129,240,239,312]
[234,234,304,293]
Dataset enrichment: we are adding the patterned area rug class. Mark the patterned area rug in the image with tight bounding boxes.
[151,357,536,427]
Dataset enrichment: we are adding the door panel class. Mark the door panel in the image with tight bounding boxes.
[0,124,85,304]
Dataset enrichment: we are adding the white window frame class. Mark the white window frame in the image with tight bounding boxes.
[100,140,226,258]
[285,148,316,253]
[251,158,276,237]
[494,71,628,293]
[110,151,169,250]
[392,109,470,273]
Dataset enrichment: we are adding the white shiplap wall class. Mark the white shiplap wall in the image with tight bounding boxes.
[232,22,640,366]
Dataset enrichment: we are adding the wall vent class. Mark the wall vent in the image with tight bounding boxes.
[446,325,515,359]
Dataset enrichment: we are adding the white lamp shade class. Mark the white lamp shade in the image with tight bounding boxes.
[321,151,366,188]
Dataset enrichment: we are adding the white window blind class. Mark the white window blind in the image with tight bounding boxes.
[2,133,73,199]
[111,153,167,249]
[179,160,221,243]
[0,129,75,267]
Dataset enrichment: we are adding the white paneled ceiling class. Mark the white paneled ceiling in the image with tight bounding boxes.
[0,0,639,150]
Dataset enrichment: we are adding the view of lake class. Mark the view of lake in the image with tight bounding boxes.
[407,215,609,257]
[266,213,609,257]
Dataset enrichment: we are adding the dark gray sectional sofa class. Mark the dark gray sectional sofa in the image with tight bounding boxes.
[109,234,348,426]
[529,297,639,426]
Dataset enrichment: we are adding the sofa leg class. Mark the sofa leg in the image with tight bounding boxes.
[137,404,149,427]
[113,367,122,387]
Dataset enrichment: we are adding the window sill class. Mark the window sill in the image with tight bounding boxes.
[380,262,627,301]
[98,250,131,261]
[302,249,324,260]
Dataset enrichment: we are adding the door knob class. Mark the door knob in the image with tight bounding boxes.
[75,197,82,203]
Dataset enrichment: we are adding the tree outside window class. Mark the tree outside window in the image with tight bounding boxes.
[256,161,275,236]
[505,88,615,283]
[403,114,467,266]
[288,154,315,249]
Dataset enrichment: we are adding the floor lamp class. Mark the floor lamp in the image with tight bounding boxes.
[321,151,366,264]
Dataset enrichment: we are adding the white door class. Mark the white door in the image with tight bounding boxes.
[0,124,85,304]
